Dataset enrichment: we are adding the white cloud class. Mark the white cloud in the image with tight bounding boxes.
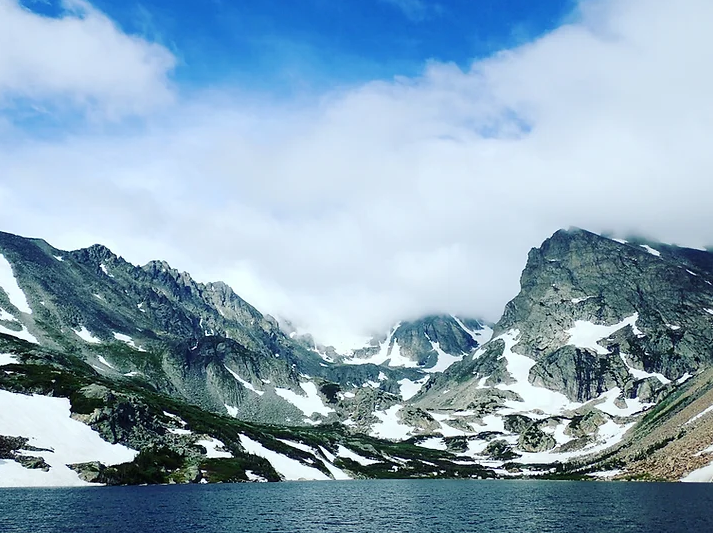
[0,0,175,118]
[1,0,713,347]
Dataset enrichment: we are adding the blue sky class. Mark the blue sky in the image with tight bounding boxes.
[22,0,575,95]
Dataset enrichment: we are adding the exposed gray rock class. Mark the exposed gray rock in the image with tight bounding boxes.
[518,425,556,453]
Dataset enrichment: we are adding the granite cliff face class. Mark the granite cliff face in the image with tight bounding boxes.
[408,229,713,479]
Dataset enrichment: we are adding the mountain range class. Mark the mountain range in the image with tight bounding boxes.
[2,228,713,486]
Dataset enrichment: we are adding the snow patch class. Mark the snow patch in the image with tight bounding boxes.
[0,307,16,321]
[224,404,238,417]
[417,437,447,451]
[197,438,232,459]
[245,470,267,482]
[97,355,115,370]
[398,376,429,401]
[587,469,622,479]
[224,365,264,396]
[112,333,145,352]
[451,315,493,346]
[494,330,582,416]
[594,388,652,417]
[0,390,137,487]
[425,341,464,373]
[370,405,412,440]
[238,434,330,481]
[686,405,713,426]
[0,353,19,366]
[640,245,661,257]
[74,326,101,344]
[0,254,32,314]
[682,461,713,483]
[336,445,379,465]
[275,382,333,417]
[619,353,670,385]
[567,313,642,355]
[0,323,39,344]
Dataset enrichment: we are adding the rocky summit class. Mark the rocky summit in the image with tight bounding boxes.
[2,228,713,486]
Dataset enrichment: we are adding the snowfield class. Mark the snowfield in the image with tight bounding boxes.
[275,382,333,417]
[0,254,33,314]
[238,434,330,481]
[0,389,137,487]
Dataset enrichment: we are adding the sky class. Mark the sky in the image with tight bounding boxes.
[1,0,713,349]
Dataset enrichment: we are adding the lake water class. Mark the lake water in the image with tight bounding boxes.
[1,479,712,533]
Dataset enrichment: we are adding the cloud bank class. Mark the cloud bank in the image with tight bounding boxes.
[1,0,713,348]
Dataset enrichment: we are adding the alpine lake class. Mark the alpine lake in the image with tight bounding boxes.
[1,479,712,533]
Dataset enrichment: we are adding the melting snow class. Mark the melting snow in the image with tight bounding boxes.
[0,307,16,321]
[224,365,264,396]
[594,388,652,417]
[0,323,39,344]
[386,341,419,368]
[619,353,670,385]
[705,309,713,316]
[245,470,267,482]
[238,434,330,481]
[567,313,642,355]
[0,390,137,487]
[425,341,464,373]
[686,405,713,425]
[97,356,115,370]
[342,324,416,368]
[451,315,493,346]
[197,438,232,459]
[53,255,64,262]
[0,254,32,315]
[163,411,187,426]
[224,404,239,417]
[0,353,19,366]
[494,330,581,416]
[640,245,661,257]
[587,469,622,479]
[398,376,429,401]
[677,373,692,384]
[275,382,333,417]
[682,461,713,483]
[278,439,313,453]
[370,405,413,440]
[74,327,101,344]
[112,333,145,352]
[417,437,447,451]
[336,445,380,465]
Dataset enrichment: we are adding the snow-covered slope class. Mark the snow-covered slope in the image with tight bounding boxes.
[0,389,137,487]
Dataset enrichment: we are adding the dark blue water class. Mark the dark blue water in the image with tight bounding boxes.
[1,479,712,533]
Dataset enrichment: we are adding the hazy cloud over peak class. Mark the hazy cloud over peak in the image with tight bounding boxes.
[1,0,712,349]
